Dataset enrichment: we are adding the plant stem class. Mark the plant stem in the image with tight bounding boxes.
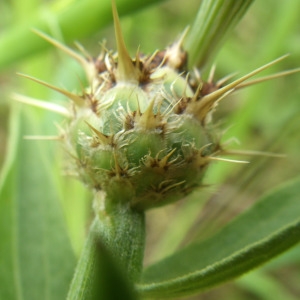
[67,192,145,299]
[184,0,254,69]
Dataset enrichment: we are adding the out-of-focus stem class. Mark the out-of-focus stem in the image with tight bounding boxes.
[184,0,254,70]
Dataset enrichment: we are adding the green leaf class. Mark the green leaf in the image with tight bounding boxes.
[0,0,165,71]
[138,177,300,298]
[236,271,299,300]
[0,106,76,300]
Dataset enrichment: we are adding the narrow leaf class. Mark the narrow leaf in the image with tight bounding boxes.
[138,177,300,298]
[0,106,76,300]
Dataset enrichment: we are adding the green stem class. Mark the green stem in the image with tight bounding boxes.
[184,0,254,69]
[67,192,145,300]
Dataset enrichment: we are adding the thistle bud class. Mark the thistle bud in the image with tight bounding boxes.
[58,3,222,211]
[17,2,293,211]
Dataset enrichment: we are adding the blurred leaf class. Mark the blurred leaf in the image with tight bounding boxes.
[237,271,298,300]
[0,105,76,300]
[0,0,165,71]
[138,177,300,298]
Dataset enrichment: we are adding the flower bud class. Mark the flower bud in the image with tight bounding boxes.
[18,2,292,211]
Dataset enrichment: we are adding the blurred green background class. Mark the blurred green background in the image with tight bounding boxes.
[0,0,299,299]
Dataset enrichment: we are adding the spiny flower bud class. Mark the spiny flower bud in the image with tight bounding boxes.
[15,1,297,211]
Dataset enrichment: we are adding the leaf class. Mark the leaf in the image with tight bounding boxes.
[0,106,76,300]
[236,271,299,300]
[138,177,300,298]
[0,0,165,71]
